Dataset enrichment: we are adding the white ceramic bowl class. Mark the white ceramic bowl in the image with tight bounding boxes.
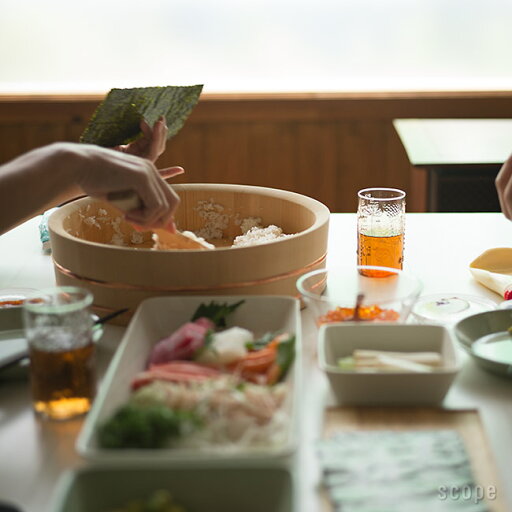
[454,309,512,378]
[318,323,460,406]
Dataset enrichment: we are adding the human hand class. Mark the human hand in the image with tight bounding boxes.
[113,116,168,163]
[75,144,181,231]
[495,153,512,220]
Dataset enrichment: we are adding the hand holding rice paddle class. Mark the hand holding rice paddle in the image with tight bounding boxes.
[80,85,203,237]
[107,189,214,250]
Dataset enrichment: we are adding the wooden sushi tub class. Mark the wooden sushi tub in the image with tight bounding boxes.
[48,183,330,324]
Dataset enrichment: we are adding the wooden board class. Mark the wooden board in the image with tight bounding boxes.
[322,407,505,512]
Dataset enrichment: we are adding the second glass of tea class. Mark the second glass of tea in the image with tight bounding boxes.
[23,286,96,421]
[357,188,406,277]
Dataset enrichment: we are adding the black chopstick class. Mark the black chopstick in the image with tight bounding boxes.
[94,308,129,325]
[0,308,130,372]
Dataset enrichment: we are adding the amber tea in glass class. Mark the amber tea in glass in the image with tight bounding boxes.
[357,188,406,277]
[23,287,95,420]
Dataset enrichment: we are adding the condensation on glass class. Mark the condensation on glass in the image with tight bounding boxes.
[357,188,406,277]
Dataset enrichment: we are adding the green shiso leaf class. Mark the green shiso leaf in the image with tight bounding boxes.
[191,300,245,328]
[276,334,295,382]
[80,85,203,147]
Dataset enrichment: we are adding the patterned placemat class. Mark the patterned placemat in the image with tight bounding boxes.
[318,408,504,512]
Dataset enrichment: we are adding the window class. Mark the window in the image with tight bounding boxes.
[1,0,511,93]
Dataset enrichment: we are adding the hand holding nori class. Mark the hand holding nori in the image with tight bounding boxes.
[80,85,203,147]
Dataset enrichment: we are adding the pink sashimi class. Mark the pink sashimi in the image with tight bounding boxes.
[147,317,215,366]
[132,361,222,390]
[148,361,221,376]
[193,317,216,329]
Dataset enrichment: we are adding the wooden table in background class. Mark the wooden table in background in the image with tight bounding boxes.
[394,119,512,212]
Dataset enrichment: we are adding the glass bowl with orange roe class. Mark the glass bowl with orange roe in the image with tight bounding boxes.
[296,266,422,327]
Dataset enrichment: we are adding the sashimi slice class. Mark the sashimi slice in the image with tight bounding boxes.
[132,362,222,390]
[148,360,222,376]
[148,319,214,365]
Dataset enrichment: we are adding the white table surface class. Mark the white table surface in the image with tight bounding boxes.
[1,212,511,512]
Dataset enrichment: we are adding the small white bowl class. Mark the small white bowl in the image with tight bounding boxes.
[318,323,460,406]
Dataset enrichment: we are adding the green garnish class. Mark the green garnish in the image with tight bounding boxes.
[80,85,203,147]
[203,329,215,348]
[246,331,276,351]
[337,356,356,370]
[276,334,296,382]
[191,300,245,328]
[193,328,216,360]
[97,403,200,449]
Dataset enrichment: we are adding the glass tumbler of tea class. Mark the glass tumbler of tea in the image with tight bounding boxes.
[23,286,95,420]
[357,188,406,277]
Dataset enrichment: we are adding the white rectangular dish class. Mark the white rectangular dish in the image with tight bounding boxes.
[318,323,460,406]
[76,295,301,464]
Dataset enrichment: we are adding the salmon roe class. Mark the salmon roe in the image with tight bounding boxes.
[0,299,25,307]
[317,305,400,324]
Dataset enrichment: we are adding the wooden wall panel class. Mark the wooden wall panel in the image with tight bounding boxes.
[165,123,206,183]
[166,119,411,212]
[203,124,249,185]
[295,122,339,207]
[1,91,512,213]
[245,123,297,191]
[335,121,399,210]
[0,124,25,163]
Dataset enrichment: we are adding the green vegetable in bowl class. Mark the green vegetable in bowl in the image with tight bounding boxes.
[336,349,442,372]
[97,403,200,449]
[337,356,356,370]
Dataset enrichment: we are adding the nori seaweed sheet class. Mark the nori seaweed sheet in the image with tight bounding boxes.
[80,85,203,147]
[317,430,488,512]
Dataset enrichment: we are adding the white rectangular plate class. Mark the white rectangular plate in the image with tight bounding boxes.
[76,295,301,464]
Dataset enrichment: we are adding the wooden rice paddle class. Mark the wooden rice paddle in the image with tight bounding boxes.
[152,228,213,250]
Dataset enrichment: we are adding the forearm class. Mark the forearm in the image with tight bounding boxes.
[0,143,82,235]
[0,141,181,236]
